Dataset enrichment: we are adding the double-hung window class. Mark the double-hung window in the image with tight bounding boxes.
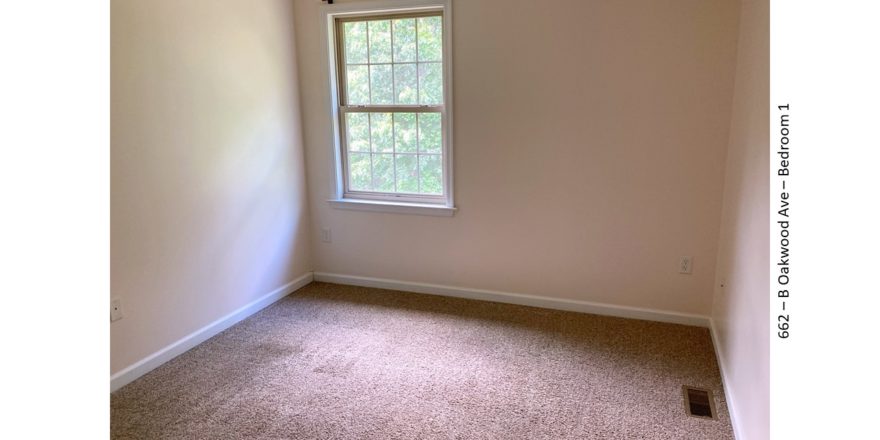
[328,3,453,215]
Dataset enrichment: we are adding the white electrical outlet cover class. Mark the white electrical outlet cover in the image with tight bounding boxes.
[111,298,124,322]
[679,256,693,274]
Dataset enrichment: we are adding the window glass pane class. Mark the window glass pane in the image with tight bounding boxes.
[395,154,419,193]
[346,113,370,152]
[394,64,418,104]
[418,62,442,104]
[417,16,442,62]
[419,155,442,194]
[394,113,417,153]
[348,152,371,190]
[339,15,446,199]
[368,20,392,63]
[346,65,370,104]
[372,153,395,192]
[344,22,368,64]
[418,113,441,153]
[370,113,393,153]
[370,65,393,104]
[392,19,416,62]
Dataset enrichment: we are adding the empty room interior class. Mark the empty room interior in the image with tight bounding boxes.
[110,0,769,438]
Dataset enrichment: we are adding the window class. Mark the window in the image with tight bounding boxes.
[327,4,453,215]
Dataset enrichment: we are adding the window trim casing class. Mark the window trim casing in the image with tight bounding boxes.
[322,0,455,215]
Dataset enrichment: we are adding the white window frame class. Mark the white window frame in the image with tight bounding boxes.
[322,0,455,217]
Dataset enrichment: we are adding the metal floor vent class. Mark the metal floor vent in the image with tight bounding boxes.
[682,386,716,419]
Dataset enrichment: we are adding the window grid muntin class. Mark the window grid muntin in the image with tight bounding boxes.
[344,111,443,195]
[336,10,445,200]
[338,13,443,106]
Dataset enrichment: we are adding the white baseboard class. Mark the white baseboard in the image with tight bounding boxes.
[313,272,710,328]
[110,272,314,392]
[710,319,743,440]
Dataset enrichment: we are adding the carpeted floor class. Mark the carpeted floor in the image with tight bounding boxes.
[111,282,734,439]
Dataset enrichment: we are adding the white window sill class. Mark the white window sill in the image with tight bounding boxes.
[328,198,457,217]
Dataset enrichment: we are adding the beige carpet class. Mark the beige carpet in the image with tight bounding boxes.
[111,282,734,439]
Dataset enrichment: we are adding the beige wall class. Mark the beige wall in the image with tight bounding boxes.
[711,0,769,438]
[294,0,740,315]
[111,0,312,374]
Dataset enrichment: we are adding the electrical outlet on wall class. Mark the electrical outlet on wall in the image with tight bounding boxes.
[320,228,332,243]
[110,298,124,322]
[679,256,693,274]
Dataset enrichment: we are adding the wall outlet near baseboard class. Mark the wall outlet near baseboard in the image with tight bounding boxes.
[111,298,124,322]
[679,256,693,274]
[320,228,332,243]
